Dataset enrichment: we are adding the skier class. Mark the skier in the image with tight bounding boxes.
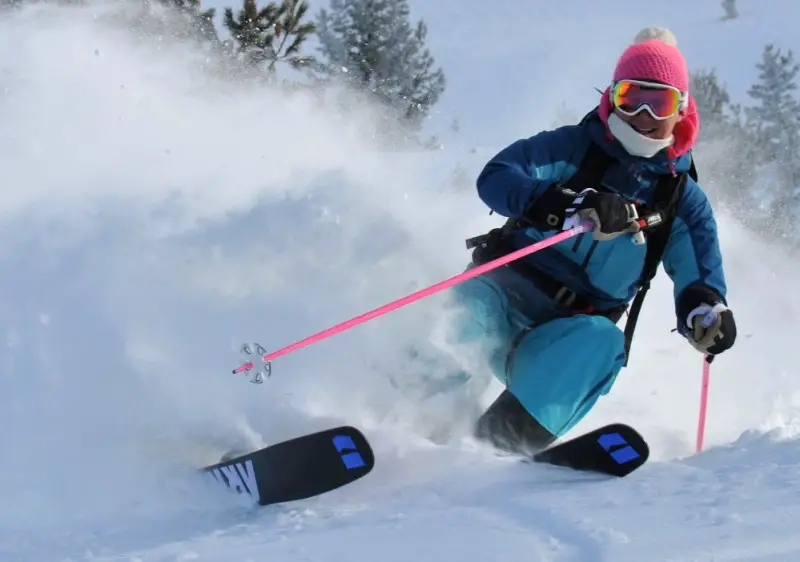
[453,27,737,455]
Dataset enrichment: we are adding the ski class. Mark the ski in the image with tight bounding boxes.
[200,425,375,506]
[531,423,649,477]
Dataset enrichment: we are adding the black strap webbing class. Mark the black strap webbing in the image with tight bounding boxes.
[558,141,614,193]
[622,171,688,365]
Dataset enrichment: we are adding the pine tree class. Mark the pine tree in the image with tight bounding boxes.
[683,66,769,233]
[224,0,316,75]
[746,45,800,167]
[690,68,730,125]
[149,0,218,42]
[745,44,800,238]
[314,0,446,132]
[721,0,738,20]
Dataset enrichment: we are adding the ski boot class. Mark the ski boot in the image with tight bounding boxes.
[474,389,556,456]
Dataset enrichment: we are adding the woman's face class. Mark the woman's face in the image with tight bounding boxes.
[614,107,682,140]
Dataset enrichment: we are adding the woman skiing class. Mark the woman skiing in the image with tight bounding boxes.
[453,27,737,454]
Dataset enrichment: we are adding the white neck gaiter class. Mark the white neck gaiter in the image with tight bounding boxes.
[607,112,674,158]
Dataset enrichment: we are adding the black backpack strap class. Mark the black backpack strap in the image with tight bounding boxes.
[558,141,614,193]
[688,152,698,182]
[622,171,688,365]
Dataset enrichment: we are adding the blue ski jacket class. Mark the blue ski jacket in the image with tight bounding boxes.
[475,112,727,328]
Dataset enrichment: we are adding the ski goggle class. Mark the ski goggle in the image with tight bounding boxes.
[610,79,687,120]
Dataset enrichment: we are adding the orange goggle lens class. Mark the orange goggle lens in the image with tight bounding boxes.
[611,80,683,120]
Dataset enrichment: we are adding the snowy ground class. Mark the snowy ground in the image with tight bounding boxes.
[84,429,800,562]
[2,1,800,561]
[16,426,800,561]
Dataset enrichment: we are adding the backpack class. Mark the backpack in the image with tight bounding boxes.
[466,134,698,366]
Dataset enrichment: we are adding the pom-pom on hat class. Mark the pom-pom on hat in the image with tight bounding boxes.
[634,26,678,46]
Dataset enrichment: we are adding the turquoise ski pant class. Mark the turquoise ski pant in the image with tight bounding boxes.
[448,264,627,437]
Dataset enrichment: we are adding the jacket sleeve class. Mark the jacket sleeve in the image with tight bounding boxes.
[476,126,584,218]
[661,178,728,336]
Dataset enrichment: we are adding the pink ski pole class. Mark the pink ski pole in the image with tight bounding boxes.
[233,222,593,377]
[695,354,712,452]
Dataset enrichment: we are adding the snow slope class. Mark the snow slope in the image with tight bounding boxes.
[2,1,800,560]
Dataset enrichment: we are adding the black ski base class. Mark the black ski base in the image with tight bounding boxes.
[200,425,375,506]
[532,423,649,477]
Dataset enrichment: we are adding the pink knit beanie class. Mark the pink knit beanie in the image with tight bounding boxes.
[613,32,689,91]
[597,27,699,158]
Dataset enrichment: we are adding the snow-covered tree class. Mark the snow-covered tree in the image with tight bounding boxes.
[314,0,446,131]
[721,0,739,21]
[690,68,730,127]
[746,45,800,148]
[738,44,800,240]
[132,0,219,43]
[745,45,800,203]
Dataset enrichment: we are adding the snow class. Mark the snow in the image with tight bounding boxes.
[2,1,800,560]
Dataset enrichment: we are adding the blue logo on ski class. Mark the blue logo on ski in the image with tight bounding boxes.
[597,432,641,465]
[332,434,366,469]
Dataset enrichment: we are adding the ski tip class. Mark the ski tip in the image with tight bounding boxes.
[533,423,649,478]
[199,424,375,508]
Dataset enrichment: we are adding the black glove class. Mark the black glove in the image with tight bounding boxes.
[677,284,737,355]
[524,187,640,241]
[569,189,642,241]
